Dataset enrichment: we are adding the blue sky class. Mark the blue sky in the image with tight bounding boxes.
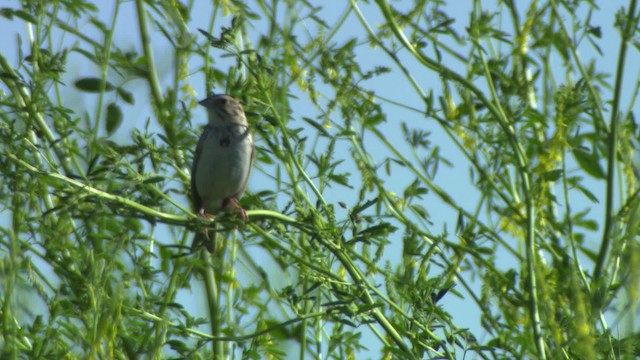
[1,0,637,357]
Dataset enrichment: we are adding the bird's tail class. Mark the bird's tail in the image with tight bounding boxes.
[191,223,217,253]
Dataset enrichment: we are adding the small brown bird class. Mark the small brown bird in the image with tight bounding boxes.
[191,94,254,252]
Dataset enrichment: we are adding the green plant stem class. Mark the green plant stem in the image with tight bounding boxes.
[349,0,425,99]
[0,53,80,177]
[523,175,545,358]
[374,0,528,167]
[2,40,86,278]
[357,0,531,224]
[131,306,326,342]
[7,152,299,229]
[549,1,607,131]
[135,0,163,107]
[236,50,327,211]
[225,231,239,358]
[332,250,413,356]
[371,1,546,356]
[7,152,183,221]
[93,0,119,138]
[299,293,309,360]
[370,127,522,260]
[202,250,222,359]
[592,0,638,283]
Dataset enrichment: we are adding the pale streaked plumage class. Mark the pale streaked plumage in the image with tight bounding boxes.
[191,94,254,252]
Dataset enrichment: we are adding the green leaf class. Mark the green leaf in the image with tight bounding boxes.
[72,48,97,63]
[572,147,605,179]
[410,204,429,219]
[142,176,165,184]
[105,103,123,135]
[75,77,115,92]
[302,117,330,137]
[575,182,600,203]
[476,246,494,254]
[13,9,36,23]
[541,169,563,181]
[404,179,428,199]
[357,222,397,238]
[579,245,598,261]
[166,340,188,353]
[0,72,21,81]
[349,198,377,218]
[123,218,143,233]
[576,219,598,231]
[0,8,14,20]
[328,173,352,188]
[117,87,135,104]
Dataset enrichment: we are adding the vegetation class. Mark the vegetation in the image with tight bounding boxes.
[1,0,638,358]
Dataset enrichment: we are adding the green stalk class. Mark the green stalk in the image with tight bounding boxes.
[93,0,120,138]
[371,0,545,356]
[135,0,163,107]
[203,249,222,359]
[592,0,638,282]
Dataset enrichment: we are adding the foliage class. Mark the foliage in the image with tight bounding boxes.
[1,0,639,359]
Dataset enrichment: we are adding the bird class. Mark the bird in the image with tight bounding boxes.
[190,94,254,252]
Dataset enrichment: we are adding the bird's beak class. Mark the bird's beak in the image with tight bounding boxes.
[199,95,217,107]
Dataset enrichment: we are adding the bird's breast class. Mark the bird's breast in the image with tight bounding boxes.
[195,124,253,212]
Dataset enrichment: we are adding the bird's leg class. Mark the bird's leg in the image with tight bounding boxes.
[224,196,248,222]
[197,208,216,240]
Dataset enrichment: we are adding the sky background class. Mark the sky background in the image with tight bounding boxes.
[1,0,637,358]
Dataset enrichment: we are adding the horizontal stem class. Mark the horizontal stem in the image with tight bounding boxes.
[7,151,298,229]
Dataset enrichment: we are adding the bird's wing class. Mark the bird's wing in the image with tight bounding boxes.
[236,126,255,198]
[191,125,210,212]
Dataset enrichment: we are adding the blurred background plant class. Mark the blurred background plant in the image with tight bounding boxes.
[0,0,638,359]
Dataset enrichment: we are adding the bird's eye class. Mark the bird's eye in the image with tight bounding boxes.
[218,98,228,106]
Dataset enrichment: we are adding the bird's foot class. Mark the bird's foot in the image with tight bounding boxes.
[196,209,216,240]
[225,197,248,222]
